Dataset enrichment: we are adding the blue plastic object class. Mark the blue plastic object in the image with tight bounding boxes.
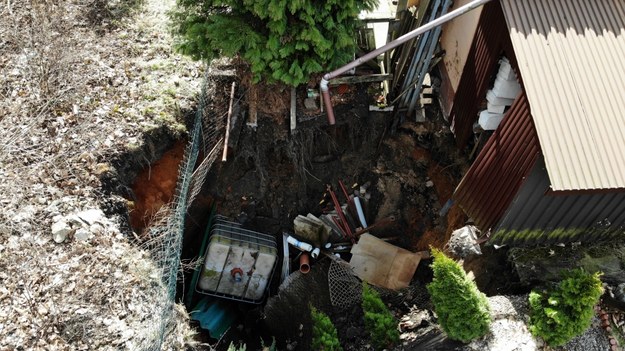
[190,297,238,339]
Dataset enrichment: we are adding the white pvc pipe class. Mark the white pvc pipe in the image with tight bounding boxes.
[354,196,368,228]
[286,235,313,252]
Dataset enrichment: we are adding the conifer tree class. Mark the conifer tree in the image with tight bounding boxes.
[171,0,377,86]
[427,248,491,342]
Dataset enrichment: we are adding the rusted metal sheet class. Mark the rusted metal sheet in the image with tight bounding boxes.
[501,0,625,191]
[448,1,517,147]
[454,92,541,231]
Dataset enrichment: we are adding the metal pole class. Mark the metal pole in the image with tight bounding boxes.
[320,0,493,124]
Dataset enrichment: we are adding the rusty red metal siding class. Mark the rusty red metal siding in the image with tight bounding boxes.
[454,92,541,231]
[449,1,518,147]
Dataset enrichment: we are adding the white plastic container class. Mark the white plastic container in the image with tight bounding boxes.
[487,101,508,114]
[497,58,516,81]
[486,90,515,106]
[198,221,277,303]
[478,110,505,130]
[492,76,521,99]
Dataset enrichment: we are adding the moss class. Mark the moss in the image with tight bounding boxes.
[202,269,218,278]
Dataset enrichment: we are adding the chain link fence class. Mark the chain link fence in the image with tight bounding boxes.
[140,64,234,350]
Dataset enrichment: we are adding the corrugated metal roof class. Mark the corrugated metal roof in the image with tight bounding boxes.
[501,0,625,191]
[454,92,541,230]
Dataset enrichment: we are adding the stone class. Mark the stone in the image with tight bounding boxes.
[77,209,105,225]
[74,228,91,242]
[51,220,72,243]
[89,223,105,236]
[304,97,318,110]
[447,225,482,258]
[425,180,434,188]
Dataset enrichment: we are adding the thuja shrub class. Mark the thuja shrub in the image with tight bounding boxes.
[310,305,342,351]
[362,282,400,350]
[427,248,491,342]
[528,268,603,346]
[171,0,377,86]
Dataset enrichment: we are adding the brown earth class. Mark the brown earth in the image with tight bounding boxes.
[129,140,186,232]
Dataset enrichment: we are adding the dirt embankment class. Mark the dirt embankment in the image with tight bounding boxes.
[0,0,201,349]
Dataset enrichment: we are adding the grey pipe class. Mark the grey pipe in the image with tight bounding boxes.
[320,0,493,124]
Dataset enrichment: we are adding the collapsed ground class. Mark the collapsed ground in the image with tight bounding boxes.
[1,1,621,350]
[119,60,529,350]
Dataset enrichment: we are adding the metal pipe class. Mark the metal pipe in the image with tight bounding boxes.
[320,0,493,124]
[327,185,355,242]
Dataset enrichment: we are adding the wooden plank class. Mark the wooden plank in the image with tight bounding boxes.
[328,74,393,86]
[290,87,296,131]
[222,82,236,162]
[247,83,258,127]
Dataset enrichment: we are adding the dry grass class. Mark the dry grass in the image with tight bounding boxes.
[0,0,204,349]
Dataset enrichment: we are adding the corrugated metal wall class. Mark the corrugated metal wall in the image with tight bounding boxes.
[493,157,625,244]
[454,92,541,231]
[448,1,518,147]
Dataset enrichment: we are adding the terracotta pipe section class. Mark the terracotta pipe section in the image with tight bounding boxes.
[319,0,493,124]
[299,253,310,274]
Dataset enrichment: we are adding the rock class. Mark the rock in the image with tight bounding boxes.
[74,228,91,242]
[90,223,105,236]
[447,225,482,258]
[464,295,539,351]
[51,220,72,243]
[304,97,318,110]
[400,308,431,331]
[77,209,106,225]
[425,180,434,188]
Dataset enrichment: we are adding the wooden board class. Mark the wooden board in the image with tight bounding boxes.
[349,234,429,290]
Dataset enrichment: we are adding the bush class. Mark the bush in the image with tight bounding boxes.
[362,282,400,350]
[427,248,491,342]
[311,305,342,351]
[528,268,603,346]
[171,0,377,86]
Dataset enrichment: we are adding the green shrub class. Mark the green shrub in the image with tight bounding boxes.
[427,248,491,342]
[171,0,377,86]
[528,268,603,346]
[362,282,400,350]
[310,305,342,351]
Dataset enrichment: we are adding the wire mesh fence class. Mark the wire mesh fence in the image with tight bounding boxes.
[139,64,233,350]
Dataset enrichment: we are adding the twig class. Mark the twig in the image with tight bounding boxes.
[303,167,322,182]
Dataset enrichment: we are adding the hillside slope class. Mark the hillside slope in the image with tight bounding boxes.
[0,0,201,349]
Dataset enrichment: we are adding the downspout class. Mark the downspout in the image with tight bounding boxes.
[320,0,493,125]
